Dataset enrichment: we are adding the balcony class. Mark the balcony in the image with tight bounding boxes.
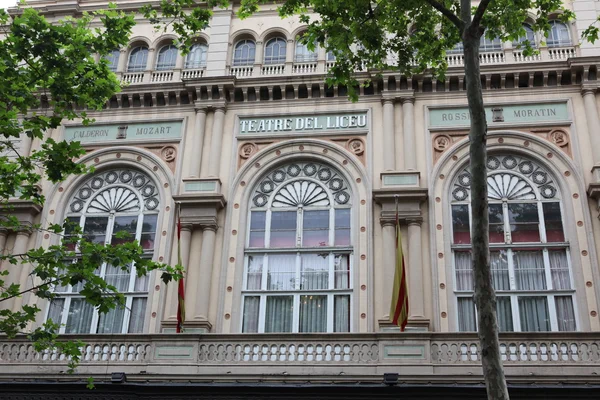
[1,332,599,383]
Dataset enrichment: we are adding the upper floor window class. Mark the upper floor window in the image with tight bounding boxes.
[326,50,336,62]
[242,162,353,333]
[104,49,120,72]
[295,37,317,62]
[127,46,149,72]
[156,44,178,70]
[47,169,160,334]
[448,41,464,54]
[450,154,576,333]
[233,39,256,66]
[264,37,287,65]
[515,24,536,48]
[480,34,502,52]
[185,43,208,69]
[548,20,571,47]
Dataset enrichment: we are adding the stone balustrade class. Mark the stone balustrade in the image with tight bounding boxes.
[1,332,599,383]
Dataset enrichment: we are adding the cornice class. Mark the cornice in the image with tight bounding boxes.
[372,188,428,205]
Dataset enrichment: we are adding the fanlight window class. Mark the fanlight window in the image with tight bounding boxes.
[242,162,353,333]
[548,20,571,47]
[156,45,178,70]
[104,49,120,72]
[295,37,317,62]
[264,37,287,65]
[233,40,256,66]
[515,24,536,48]
[46,169,160,334]
[450,154,576,332]
[127,46,149,72]
[185,43,208,69]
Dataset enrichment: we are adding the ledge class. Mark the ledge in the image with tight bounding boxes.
[373,188,428,204]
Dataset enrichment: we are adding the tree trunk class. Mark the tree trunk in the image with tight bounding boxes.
[463,28,510,400]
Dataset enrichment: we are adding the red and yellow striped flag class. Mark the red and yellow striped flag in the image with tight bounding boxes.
[176,207,185,333]
[390,204,409,331]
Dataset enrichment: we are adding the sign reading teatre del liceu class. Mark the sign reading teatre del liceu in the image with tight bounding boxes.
[65,121,182,144]
[429,102,569,128]
[238,112,368,135]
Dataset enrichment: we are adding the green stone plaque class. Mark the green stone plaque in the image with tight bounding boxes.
[65,120,183,144]
[239,112,368,135]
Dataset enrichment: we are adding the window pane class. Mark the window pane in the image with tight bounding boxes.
[335,209,351,246]
[299,295,327,332]
[334,295,350,332]
[246,255,263,290]
[104,49,120,71]
[543,203,564,242]
[491,251,510,290]
[508,203,540,242]
[128,298,147,333]
[300,254,329,290]
[65,299,94,334]
[242,296,260,333]
[334,254,350,289]
[303,210,329,246]
[140,214,157,250]
[519,297,550,331]
[497,296,513,332]
[549,249,570,290]
[63,216,80,251]
[134,273,149,292]
[156,45,177,70]
[112,216,138,245]
[97,305,125,333]
[267,254,296,291]
[83,217,108,244]
[47,298,65,325]
[454,252,473,291]
[457,297,477,331]
[270,211,297,247]
[514,251,546,290]
[452,205,470,244]
[265,296,293,332]
[555,296,576,331]
[104,264,131,292]
[249,211,266,247]
[489,204,504,243]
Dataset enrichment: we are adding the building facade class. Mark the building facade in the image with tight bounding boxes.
[2,0,600,398]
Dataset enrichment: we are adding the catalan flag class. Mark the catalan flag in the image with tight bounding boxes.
[176,206,185,333]
[390,202,409,331]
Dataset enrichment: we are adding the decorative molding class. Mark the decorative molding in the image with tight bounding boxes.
[173,193,226,229]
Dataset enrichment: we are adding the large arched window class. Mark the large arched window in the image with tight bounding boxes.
[264,37,287,65]
[185,43,208,69]
[514,24,536,48]
[242,162,352,333]
[233,39,256,66]
[294,36,317,62]
[155,44,178,70]
[548,20,571,47]
[480,34,502,51]
[104,49,120,72]
[127,46,149,72]
[450,154,576,332]
[46,169,160,334]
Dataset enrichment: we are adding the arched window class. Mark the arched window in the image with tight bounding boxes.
[515,24,536,48]
[104,49,120,72]
[294,36,317,62]
[326,50,336,62]
[127,46,149,72]
[480,34,502,51]
[264,37,287,65]
[242,162,353,333]
[185,43,208,69]
[548,20,571,47]
[233,39,256,66]
[447,41,464,54]
[450,154,576,332]
[46,169,160,334]
[156,44,178,70]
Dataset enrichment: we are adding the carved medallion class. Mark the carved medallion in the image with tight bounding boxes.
[161,145,177,162]
[239,142,257,159]
[347,138,365,155]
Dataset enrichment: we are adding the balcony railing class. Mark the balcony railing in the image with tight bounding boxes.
[1,332,599,382]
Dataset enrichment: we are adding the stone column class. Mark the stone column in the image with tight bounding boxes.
[8,230,31,312]
[380,221,396,319]
[194,226,217,327]
[164,224,192,323]
[179,224,192,269]
[582,88,600,167]
[402,97,416,171]
[382,98,396,171]
[407,219,424,318]
[189,108,207,178]
[117,49,128,72]
[207,106,226,177]
[0,229,7,255]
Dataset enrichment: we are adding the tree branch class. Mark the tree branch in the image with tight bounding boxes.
[423,0,464,30]
[0,278,59,303]
[471,0,492,29]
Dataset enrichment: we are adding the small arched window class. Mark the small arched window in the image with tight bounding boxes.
[264,37,287,65]
[156,44,178,70]
[104,49,120,72]
[480,34,502,52]
[127,46,149,72]
[294,36,317,62]
[233,39,256,66]
[185,43,208,69]
[548,20,571,47]
[515,24,536,48]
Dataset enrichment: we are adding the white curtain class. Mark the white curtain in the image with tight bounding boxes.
[491,251,510,290]
[104,264,130,292]
[242,296,260,333]
[549,250,571,290]
[555,296,576,331]
[455,252,473,291]
[301,254,328,290]
[497,297,513,332]
[65,298,94,333]
[134,273,149,292]
[299,295,327,332]
[128,297,147,333]
[519,296,550,331]
[457,297,476,331]
[97,304,125,333]
[514,251,546,290]
[47,298,65,326]
[265,296,293,332]
[334,255,350,289]
[267,255,296,291]
[246,256,263,290]
[334,295,350,332]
